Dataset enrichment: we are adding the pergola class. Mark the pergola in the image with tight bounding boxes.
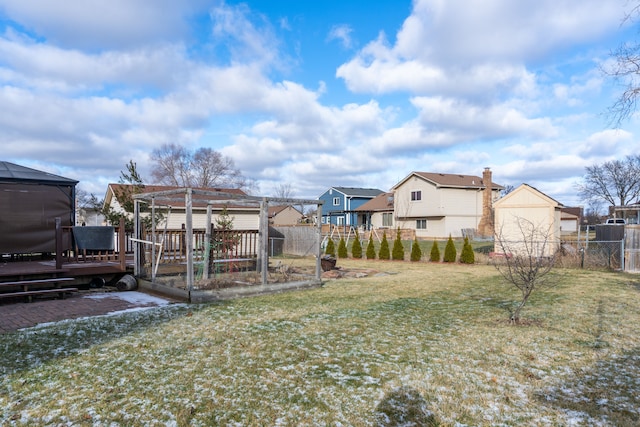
[132,188,324,300]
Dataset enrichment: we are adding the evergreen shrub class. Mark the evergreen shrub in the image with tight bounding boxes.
[460,236,475,264]
[443,235,457,263]
[366,234,376,259]
[429,240,440,262]
[392,228,405,261]
[410,237,422,262]
[338,237,348,258]
[325,238,336,257]
[379,231,390,260]
[352,232,363,259]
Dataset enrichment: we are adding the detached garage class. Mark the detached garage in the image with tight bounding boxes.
[0,161,78,255]
[493,184,562,257]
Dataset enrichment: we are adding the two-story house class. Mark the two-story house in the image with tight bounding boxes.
[318,187,384,227]
[391,169,503,238]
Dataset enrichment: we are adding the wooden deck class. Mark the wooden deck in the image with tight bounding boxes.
[0,258,133,281]
[0,224,258,299]
[1,218,130,300]
[0,257,132,303]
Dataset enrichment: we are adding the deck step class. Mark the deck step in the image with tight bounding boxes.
[0,277,75,288]
[0,277,77,302]
[0,287,79,301]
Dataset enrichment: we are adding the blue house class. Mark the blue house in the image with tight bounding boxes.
[318,187,384,227]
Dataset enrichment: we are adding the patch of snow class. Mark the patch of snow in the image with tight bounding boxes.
[83,291,171,306]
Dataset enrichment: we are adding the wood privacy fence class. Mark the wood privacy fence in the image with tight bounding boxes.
[625,225,640,273]
[275,226,319,256]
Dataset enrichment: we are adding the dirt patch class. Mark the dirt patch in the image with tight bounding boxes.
[494,317,544,327]
[321,267,392,280]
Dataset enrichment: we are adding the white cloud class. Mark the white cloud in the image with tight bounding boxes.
[0,36,190,93]
[399,0,625,63]
[0,0,206,50]
[222,95,388,173]
[210,1,286,69]
[576,129,634,158]
[411,96,557,139]
[1,0,637,204]
[337,38,541,102]
[337,0,627,99]
[327,24,354,49]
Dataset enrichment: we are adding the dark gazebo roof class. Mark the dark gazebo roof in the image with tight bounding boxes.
[0,161,78,185]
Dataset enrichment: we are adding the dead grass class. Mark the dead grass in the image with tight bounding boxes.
[1,259,640,426]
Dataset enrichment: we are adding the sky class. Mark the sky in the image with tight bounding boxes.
[1,0,639,208]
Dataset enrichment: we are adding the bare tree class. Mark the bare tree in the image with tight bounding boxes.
[76,189,103,225]
[150,144,190,187]
[604,43,640,126]
[576,155,640,207]
[150,143,250,191]
[584,200,605,225]
[76,189,102,210]
[501,184,515,196]
[493,217,559,324]
[192,148,243,188]
[604,5,640,126]
[271,182,295,206]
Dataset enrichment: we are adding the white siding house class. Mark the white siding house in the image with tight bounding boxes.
[103,184,260,230]
[391,171,502,238]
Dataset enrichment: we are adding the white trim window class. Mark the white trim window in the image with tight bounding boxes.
[333,197,340,206]
[416,219,427,229]
[411,190,422,201]
[382,212,393,227]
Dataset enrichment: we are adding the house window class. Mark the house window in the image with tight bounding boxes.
[416,219,427,229]
[411,190,421,201]
[382,213,393,227]
[333,197,340,206]
[337,216,344,226]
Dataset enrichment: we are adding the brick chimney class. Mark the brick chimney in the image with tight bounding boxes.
[477,167,494,237]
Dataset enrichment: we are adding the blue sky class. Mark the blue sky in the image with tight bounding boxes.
[1,0,639,208]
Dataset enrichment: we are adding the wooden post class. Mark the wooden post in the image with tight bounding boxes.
[151,197,156,279]
[119,217,126,271]
[203,204,212,280]
[134,200,141,277]
[185,188,194,298]
[315,204,322,280]
[259,198,269,285]
[55,217,62,270]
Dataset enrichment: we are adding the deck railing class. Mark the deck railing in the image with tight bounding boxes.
[140,228,259,264]
[58,218,126,270]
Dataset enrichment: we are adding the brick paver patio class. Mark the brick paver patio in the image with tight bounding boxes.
[0,291,172,333]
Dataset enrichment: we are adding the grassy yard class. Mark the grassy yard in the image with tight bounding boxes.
[1,259,640,426]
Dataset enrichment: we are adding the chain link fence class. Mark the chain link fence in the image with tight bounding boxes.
[558,240,624,270]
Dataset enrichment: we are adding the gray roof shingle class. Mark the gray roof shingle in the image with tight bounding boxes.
[0,161,78,185]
